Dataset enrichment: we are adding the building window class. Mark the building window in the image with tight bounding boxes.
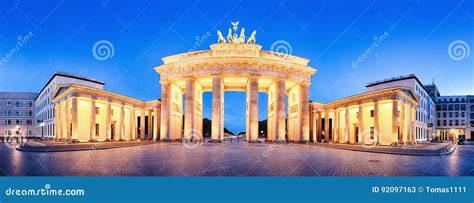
[448,105,453,111]
[437,120,440,126]
[370,127,374,139]
[15,101,21,107]
[6,120,11,125]
[461,112,465,117]
[455,120,459,126]
[449,112,453,118]
[443,120,446,126]
[370,110,374,117]
[449,120,453,126]
[96,107,100,115]
[443,112,447,118]
[5,101,12,106]
[461,104,465,110]
[16,111,21,116]
[454,104,460,111]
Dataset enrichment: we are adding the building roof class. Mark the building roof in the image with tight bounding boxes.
[0,92,37,100]
[365,74,435,103]
[35,72,105,100]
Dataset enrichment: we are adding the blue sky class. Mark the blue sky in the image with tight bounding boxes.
[0,0,472,133]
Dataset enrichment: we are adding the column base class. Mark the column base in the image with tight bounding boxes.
[129,139,136,141]
[57,138,66,142]
[248,140,260,143]
[105,139,112,142]
[70,139,80,143]
[390,142,399,146]
[118,139,126,142]
[210,139,222,143]
[301,140,310,144]
[344,141,350,144]
[88,139,98,142]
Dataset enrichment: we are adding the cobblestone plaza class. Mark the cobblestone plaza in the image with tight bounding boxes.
[1,143,473,176]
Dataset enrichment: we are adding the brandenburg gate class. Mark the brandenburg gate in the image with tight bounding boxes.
[155,22,316,143]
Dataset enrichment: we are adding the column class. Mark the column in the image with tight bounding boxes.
[357,105,364,144]
[398,101,406,144]
[105,100,112,141]
[130,108,136,141]
[54,105,59,140]
[119,105,125,141]
[71,97,78,142]
[211,75,223,143]
[184,78,196,142]
[276,80,286,142]
[391,99,399,146]
[300,83,310,143]
[65,99,71,141]
[247,76,259,143]
[153,107,160,141]
[324,111,329,142]
[345,107,350,144]
[160,81,170,141]
[317,112,322,142]
[311,110,317,143]
[333,110,338,143]
[373,100,380,145]
[89,99,97,142]
[411,105,416,145]
[140,109,146,140]
[147,110,152,140]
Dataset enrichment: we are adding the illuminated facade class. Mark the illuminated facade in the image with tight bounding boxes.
[47,23,424,146]
[51,84,159,142]
[310,87,419,146]
[155,23,316,142]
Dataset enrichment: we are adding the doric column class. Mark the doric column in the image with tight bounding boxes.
[140,109,145,140]
[89,99,97,142]
[311,110,317,143]
[65,99,71,141]
[300,83,310,143]
[71,97,78,142]
[276,80,286,142]
[247,76,259,143]
[105,100,112,141]
[373,100,380,145]
[317,112,322,142]
[130,108,136,141]
[153,107,159,141]
[147,109,152,140]
[399,101,405,144]
[184,78,196,142]
[345,106,350,144]
[391,99,399,146]
[324,111,329,142]
[358,104,364,144]
[411,105,416,145]
[119,105,125,141]
[160,81,170,141]
[211,75,223,143]
[53,105,59,140]
[333,110,339,143]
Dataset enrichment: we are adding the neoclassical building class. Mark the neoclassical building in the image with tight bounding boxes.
[52,84,160,142]
[51,22,420,146]
[155,23,315,143]
[310,87,419,146]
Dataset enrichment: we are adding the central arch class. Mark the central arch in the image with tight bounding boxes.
[155,43,316,143]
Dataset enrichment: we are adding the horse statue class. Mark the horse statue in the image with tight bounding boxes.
[247,30,256,44]
[238,28,245,44]
[217,30,226,43]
